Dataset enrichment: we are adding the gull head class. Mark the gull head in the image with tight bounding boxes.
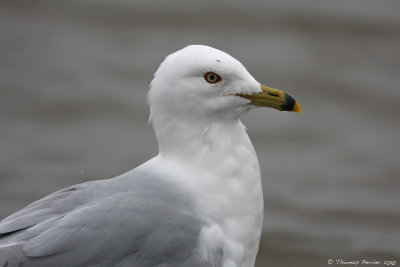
[148,45,301,125]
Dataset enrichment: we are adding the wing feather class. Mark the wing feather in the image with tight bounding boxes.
[0,170,224,267]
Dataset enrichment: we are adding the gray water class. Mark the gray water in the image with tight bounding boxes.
[1,1,400,266]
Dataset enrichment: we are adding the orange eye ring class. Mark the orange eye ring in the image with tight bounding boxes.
[204,72,222,84]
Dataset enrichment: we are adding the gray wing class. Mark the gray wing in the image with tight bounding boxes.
[0,171,223,267]
[0,181,95,235]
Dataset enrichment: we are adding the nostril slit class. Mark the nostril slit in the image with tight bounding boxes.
[268,92,279,97]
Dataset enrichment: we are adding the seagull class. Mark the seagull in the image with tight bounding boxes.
[0,45,301,267]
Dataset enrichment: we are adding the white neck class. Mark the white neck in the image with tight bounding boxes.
[151,115,264,267]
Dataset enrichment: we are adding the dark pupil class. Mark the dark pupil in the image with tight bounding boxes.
[209,74,215,81]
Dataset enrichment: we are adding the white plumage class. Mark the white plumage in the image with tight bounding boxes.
[0,45,300,267]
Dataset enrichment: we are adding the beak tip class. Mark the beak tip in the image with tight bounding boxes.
[292,102,302,114]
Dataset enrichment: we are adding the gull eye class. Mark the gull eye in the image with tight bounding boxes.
[204,72,222,84]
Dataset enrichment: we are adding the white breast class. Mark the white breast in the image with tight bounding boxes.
[158,121,264,267]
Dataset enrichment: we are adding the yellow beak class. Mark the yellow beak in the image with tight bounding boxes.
[238,84,302,113]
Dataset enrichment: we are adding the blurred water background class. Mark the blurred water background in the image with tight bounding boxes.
[1,0,400,266]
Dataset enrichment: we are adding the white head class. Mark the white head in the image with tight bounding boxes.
[148,45,261,122]
[147,45,301,156]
